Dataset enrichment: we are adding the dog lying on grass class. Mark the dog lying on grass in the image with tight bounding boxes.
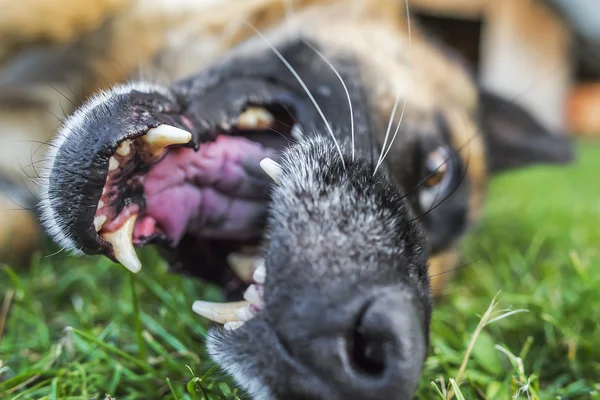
[1,0,573,398]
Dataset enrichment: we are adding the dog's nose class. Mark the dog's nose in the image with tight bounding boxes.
[282,290,427,399]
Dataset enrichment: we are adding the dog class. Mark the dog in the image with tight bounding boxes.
[1,0,573,398]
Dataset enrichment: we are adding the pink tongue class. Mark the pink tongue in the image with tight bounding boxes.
[143,135,277,245]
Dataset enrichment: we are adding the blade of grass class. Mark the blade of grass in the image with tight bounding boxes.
[129,273,147,362]
[67,327,155,376]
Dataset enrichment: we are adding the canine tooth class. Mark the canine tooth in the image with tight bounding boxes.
[243,284,261,306]
[237,107,274,130]
[253,259,266,284]
[144,125,192,153]
[101,214,141,273]
[291,123,305,141]
[93,215,107,232]
[116,139,131,156]
[259,158,282,183]
[192,300,248,324]
[98,200,105,209]
[227,253,256,282]
[108,157,119,172]
[224,321,244,331]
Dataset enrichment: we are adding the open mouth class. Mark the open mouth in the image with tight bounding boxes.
[88,103,299,326]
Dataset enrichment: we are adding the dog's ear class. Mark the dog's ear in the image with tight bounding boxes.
[479,89,575,174]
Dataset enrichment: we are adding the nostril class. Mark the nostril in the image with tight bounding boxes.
[345,300,387,377]
[347,325,386,376]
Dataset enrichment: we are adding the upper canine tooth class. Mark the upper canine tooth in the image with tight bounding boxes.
[237,107,274,130]
[101,214,141,273]
[192,300,248,324]
[253,259,266,284]
[259,158,282,183]
[227,253,256,282]
[143,125,192,154]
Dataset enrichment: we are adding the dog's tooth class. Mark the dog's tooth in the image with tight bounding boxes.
[243,284,261,306]
[227,253,255,282]
[237,107,274,130]
[259,158,282,183]
[192,300,248,324]
[98,200,105,209]
[224,321,244,331]
[253,259,266,284]
[101,214,141,273]
[116,139,132,156]
[93,215,107,232]
[291,123,305,141]
[143,125,192,154]
[108,157,119,172]
[235,305,257,322]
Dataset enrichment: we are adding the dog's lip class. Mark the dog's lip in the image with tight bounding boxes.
[45,73,308,259]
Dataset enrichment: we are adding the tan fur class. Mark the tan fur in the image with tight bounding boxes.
[0,0,130,63]
[0,0,488,290]
[0,192,40,264]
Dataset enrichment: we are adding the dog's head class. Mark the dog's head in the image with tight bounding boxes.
[35,0,573,398]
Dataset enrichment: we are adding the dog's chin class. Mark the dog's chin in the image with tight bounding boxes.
[207,315,336,400]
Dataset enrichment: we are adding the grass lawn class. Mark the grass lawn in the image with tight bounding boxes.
[1,141,599,399]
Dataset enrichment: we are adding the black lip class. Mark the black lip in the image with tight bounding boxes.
[47,81,302,260]
[47,90,176,257]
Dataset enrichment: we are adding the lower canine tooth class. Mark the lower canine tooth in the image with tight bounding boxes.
[101,214,142,273]
[237,107,274,130]
[192,300,248,324]
[143,125,192,154]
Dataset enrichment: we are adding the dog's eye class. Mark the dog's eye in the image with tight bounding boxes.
[424,148,449,188]
[419,146,453,210]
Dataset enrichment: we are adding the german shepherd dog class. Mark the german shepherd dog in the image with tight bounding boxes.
[1,0,573,398]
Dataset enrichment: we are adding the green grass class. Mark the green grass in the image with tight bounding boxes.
[1,141,600,399]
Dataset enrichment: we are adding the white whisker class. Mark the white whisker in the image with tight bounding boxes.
[303,41,355,161]
[376,97,407,172]
[374,93,400,175]
[374,0,412,175]
[44,244,69,258]
[246,23,345,168]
